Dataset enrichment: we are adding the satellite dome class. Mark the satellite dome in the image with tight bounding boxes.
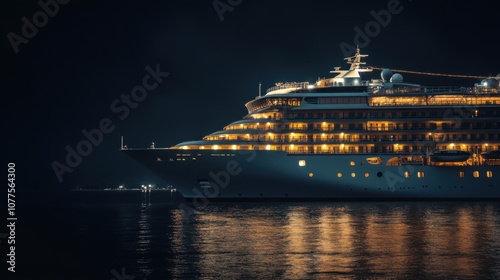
[381,69,393,82]
[390,73,403,83]
[482,78,499,88]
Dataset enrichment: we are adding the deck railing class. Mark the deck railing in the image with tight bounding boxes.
[266,82,310,93]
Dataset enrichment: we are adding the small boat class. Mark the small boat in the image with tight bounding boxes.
[366,157,383,165]
[430,150,471,162]
[481,150,500,160]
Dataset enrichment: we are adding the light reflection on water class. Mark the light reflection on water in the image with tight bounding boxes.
[161,202,500,279]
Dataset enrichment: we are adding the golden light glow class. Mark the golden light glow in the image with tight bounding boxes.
[338,173,342,178]
[182,146,188,150]
[299,160,306,167]
[309,173,314,177]
[266,145,271,150]
[232,145,237,150]
[212,145,219,150]
[201,146,205,150]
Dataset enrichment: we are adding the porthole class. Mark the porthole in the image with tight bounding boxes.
[299,160,306,167]
[459,171,465,178]
[377,172,383,177]
[418,171,424,178]
[487,171,493,178]
[364,172,369,178]
[309,172,314,177]
[351,172,356,178]
[350,161,355,166]
[338,173,343,178]
[404,171,410,179]
[473,171,480,178]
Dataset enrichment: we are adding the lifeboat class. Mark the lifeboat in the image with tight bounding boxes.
[430,150,471,162]
[366,157,383,165]
[481,150,500,160]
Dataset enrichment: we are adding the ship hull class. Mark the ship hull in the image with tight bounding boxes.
[123,149,500,200]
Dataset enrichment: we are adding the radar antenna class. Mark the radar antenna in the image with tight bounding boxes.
[344,46,369,70]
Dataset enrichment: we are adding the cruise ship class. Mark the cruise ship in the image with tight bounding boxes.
[123,48,500,200]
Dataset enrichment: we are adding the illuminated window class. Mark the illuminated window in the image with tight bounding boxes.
[338,173,342,178]
[364,173,369,178]
[459,171,465,178]
[309,172,314,177]
[404,171,410,179]
[298,160,306,167]
[266,145,271,150]
[212,145,219,150]
[350,161,355,166]
[473,171,480,178]
[487,171,493,178]
[351,173,356,178]
[232,145,237,150]
[417,172,424,178]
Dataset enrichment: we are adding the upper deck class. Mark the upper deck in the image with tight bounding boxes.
[246,48,500,114]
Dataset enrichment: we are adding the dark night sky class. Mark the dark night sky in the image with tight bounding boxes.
[1,0,499,191]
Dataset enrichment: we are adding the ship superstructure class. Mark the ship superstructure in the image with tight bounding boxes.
[123,48,500,200]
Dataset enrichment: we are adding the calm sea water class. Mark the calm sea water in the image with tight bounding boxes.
[11,191,500,279]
